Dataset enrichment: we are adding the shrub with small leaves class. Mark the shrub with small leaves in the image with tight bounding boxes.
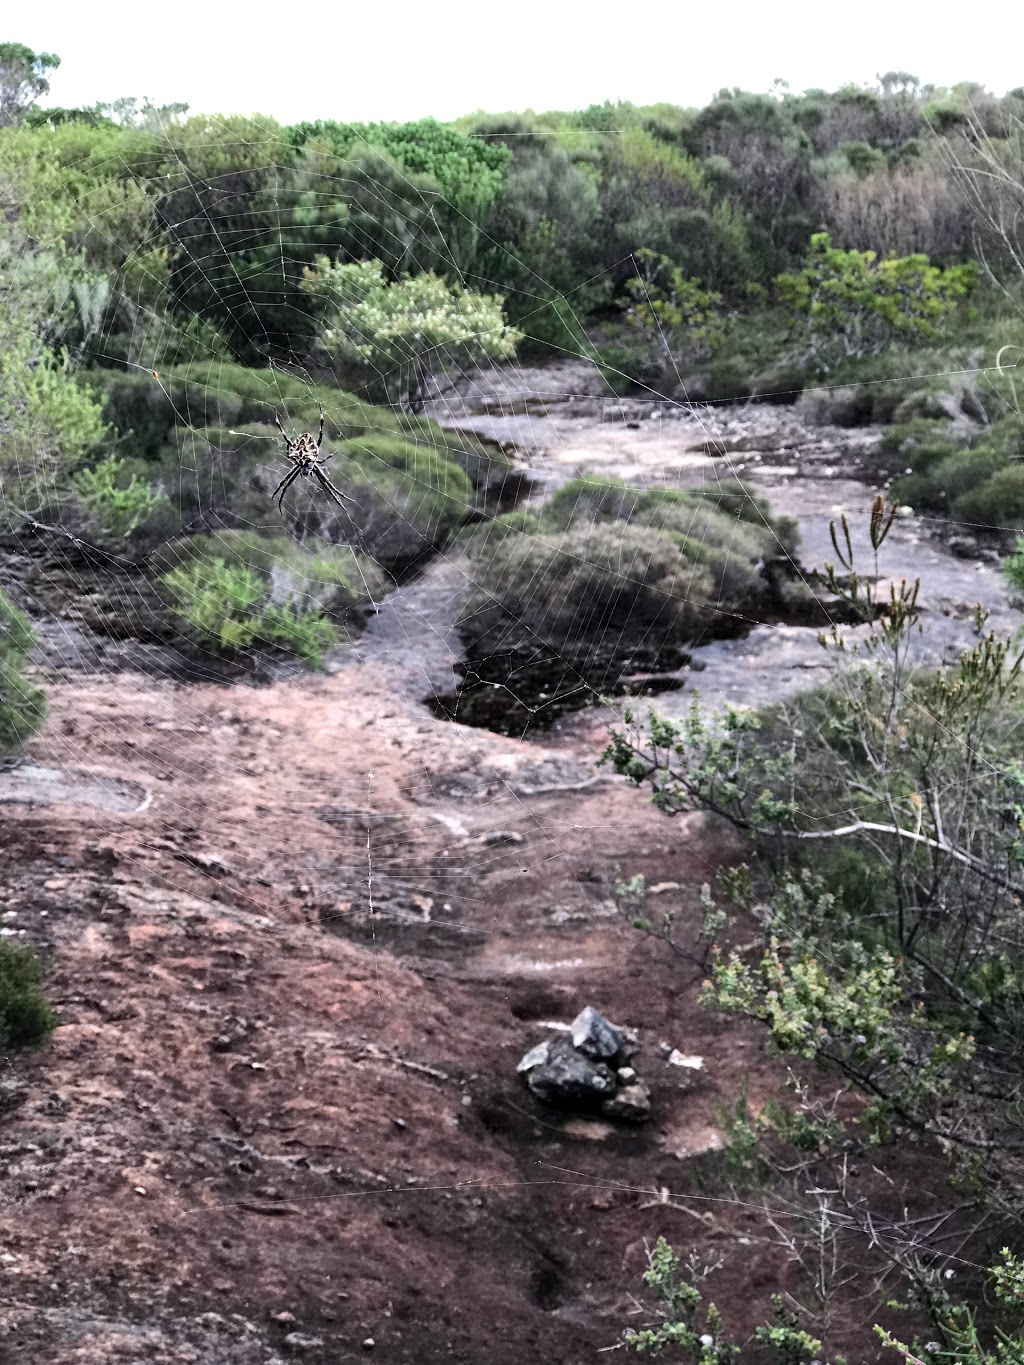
[0,940,57,1050]
[0,588,45,754]
[300,257,522,412]
[775,232,977,375]
[71,454,169,537]
[161,557,337,665]
[623,248,728,372]
[624,1238,738,1361]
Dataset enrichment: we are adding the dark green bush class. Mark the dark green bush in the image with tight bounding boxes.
[0,591,46,754]
[749,362,808,403]
[904,436,962,473]
[0,941,57,1050]
[144,418,474,570]
[83,363,458,464]
[701,356,753,403]
[461,522,712,650]
[953,464,1024,530]
[592,341,660,394]
[929,445,1007,504]
[458,475,800,668]
[878,419,948,455]
[892,417,1024,519]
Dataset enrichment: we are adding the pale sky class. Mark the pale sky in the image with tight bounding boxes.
[15,0,1019,126]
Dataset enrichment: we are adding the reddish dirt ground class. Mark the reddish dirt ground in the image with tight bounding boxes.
[0,664,932,1363]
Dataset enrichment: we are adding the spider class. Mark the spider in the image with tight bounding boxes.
[270,404,352,512]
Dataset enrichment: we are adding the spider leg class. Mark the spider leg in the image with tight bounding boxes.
[272,465,301,511]
[317,403,325,450]
[313,466,353,508]
[270,464,296,502]
[274,411,292,448]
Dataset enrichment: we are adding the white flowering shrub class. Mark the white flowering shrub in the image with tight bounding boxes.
[300,257,522,411]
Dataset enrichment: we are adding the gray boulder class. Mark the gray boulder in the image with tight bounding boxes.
[516,1041,552,1074]
[522,1036,618,1108]
[570,1006,625,1062]
[601,1081,652,1123]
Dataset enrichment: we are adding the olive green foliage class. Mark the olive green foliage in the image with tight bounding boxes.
[81,363,479,568]
[609,501,1024,1360]
[0,219,108,505]
[160,531,383,665]
[892,414,1024,526]
[623,248,728,377]
[463,521,712,651]
[299,257,522,411]
[1006,537,1024,600]
[600,125,757,298]
[606,498,1024,1203]
[458,475,798,661]
[71,453,169,537]
[623,1237,738,1360]
[0,939,57,1049]
[0,589,45,753]
[878,1250,1024,1364]
[159,530,387,605]
[775,231,978,374]
[623,1237,1024,1365]
[3,65,1019,390]
[464,114,605,354]
[954,463,1024,530]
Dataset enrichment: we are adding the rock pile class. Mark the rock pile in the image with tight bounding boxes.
[517,1006,651,1123]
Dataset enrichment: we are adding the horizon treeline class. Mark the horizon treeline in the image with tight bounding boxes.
[8,60,1023,366]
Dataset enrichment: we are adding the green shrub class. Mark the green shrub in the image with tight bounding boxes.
[749,361,808,403]
[0,591,46,754]
[83,363,438,460]
[905,436,962,473]
[930,445,1007,504]
[459,510,544,547]
[0,940,57,1050]
[299,256,521,412]
[158,531,388,618]
[458,474,800,667]
[593,341,660,393]
[701,356,753,403]
[605,501,1024,1229]
[1005,537,1024,599]
[161,557,337,665]
[954,464,1024,530]
[146,419,474,570]
[522,476,795,621]
[622,248,728,370]
[796,380,903,427]
[775,231,978,375]
[890,414,1024,520]
[71,454,170,537]
[461,522,712,650]
[878,419,948,455]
